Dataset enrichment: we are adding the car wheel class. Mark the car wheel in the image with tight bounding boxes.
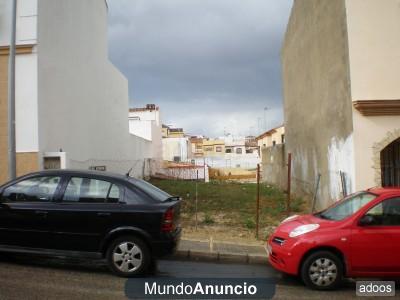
[301,251,343,290]
[106,236,150,277]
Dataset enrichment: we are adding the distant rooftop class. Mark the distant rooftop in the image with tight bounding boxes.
[129,104,159,112]
[256,125,284,140]
[169,128,184,133]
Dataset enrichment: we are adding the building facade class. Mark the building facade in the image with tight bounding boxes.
[0,0,151,182]
[283,0,400,209]
[162,137,191,162]
[256,126,285,149]
[129,104,162,159]
[202,139,225,157]
[190,136,204,157]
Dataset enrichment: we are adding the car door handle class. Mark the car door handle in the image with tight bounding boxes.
[97,212,111,217]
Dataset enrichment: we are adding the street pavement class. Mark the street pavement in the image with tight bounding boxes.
[0,254,382,300]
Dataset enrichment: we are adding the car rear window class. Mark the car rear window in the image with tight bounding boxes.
[129,179,172,202]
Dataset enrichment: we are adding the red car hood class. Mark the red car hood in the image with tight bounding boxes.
[274,214,331,237]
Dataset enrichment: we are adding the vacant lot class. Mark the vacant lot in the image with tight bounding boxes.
[149,179,307,243]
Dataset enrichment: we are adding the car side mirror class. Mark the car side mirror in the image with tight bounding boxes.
[359,215,375,226]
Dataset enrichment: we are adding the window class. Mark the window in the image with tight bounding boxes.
[316,192,377,221]
[281,134,285,144]
[204,146,213,152]
[216,146,222,152]
[364,198,400,226]
[225,148,232,153]
[2,176,61,203]
[63,177,119,203]
[272,141,276,146]
[130,178,172,202]
[108,185,121,203]
[125,187,145,204]
[236,148,242,154]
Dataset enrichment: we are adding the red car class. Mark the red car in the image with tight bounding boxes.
[267,188,400,290]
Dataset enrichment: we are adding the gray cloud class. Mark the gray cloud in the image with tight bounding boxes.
[107,0,293,137]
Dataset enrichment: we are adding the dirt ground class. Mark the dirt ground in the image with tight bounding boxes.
[180,211,277,245]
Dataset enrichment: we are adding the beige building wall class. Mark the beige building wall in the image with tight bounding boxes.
[346,0,400,190]
[272,127,285,145]
[16,152,39,177]
[282,0,355,209]
[346,0,400,101]
[257,126,285,149]
[352,110,400,190]
[203,140,225,157]
[257,135,271,148]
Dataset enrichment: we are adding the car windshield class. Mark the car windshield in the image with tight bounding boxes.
[315,192,377,221]
[130,179,172,202]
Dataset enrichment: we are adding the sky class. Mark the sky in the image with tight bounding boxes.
[107,0,293,138]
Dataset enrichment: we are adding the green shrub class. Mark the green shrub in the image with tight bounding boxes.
[203,213,215,225]
[244,217,256,229]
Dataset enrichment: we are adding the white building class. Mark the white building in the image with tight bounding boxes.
[0,0,151,182]
[192,135,260,169]
[162,137,191,162]
[129,104,162,159]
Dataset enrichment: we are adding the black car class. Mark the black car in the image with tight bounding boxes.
[0,170,181,277]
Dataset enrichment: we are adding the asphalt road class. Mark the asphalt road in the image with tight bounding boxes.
[0,254,380,300]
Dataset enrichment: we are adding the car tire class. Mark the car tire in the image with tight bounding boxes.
[301,251,343,290]
[106,235,151,277]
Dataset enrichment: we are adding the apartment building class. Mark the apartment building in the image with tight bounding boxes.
[0,0,151,182]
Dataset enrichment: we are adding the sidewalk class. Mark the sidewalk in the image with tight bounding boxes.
[172,238,269,265]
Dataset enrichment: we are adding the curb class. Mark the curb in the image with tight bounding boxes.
[170,249,269,265]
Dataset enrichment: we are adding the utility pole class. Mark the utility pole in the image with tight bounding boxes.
[8,0,17,180]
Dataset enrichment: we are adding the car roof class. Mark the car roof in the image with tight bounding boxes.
[22,169,131,182]
[367,187,400,196]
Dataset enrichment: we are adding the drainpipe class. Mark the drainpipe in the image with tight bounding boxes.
[8,0,17,180]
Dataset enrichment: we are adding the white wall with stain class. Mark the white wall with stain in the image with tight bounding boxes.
[327,134,355,200]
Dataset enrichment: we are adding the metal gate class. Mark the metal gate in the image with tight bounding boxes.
[381,138,400,187]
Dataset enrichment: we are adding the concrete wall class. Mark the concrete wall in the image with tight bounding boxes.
[150,121,163,159]
[0,50,9,183]
[128,109,163,159]
[261,145,287,190]
[129,120,153,141]
[193,156,260,170]
[0,0,38,47]
[282,0,355,209]
[0,0,40,182]
[37,0,151,176]
[162,137,190,162]
[346,0,400,190]
[15,51,39,153]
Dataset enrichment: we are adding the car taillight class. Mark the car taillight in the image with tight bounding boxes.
[162,208,175,232]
